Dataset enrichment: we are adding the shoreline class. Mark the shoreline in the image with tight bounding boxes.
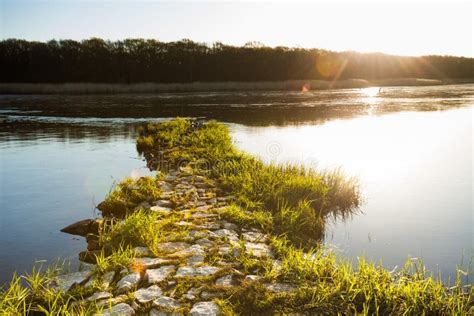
[1,78,473,95]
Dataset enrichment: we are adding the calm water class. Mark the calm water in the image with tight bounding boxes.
[0,85,472,284]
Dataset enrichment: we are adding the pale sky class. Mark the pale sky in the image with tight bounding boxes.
[0,0,472,57]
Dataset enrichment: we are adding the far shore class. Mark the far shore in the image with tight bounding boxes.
[1,78,473,95]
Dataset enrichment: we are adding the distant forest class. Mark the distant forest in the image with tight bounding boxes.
[1,38,473,83]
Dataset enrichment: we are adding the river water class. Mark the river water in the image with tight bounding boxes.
[0,85,472,284]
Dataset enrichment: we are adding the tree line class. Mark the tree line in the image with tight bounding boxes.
[1,38,472,83]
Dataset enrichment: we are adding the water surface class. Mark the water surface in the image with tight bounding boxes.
[0,84,472,284]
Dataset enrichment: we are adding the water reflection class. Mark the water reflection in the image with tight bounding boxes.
[1,84,472,126]
[232,107,473,283]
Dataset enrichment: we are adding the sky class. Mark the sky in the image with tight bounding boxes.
[0,0,472,57]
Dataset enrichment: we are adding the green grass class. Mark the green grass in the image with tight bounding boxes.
[0,263,103,315]
[136,118,360,246]
[221,237,473,315]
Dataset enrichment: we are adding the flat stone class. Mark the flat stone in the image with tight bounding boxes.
[242,232,268,243]
[150,206,172,214]
[96,295,127,308]
[214,229,239,241]
[149,309,180,316]
[165,175,177,182]
[170,244,205,258]
[157,242,191,254]
[99,302,135,316]
[160,182,174,192]
[200,291,220,299]
[191,212,217,219]
[195,223,221,230]
[215,275,236,287]
[267,282,296,293]
[133,246,154,257]
[245,242,274,258]
[194,205,212,212]
[153,296,182,309]
[134,285,162,304]
[154,200,174,208]
[147,265,176,284]
[102,271,115,288]
[222,222,238,230]
[86,291,112,302]
[138,201,151,209]
[187,255,205,266]
[175,266,220,277]
[190,301,220,316]
[244,275,262,282]
[116,272,141,294]
[195,238,215,248]
[183,287,200,300]
[135,257,175,269]
[55,270,92,292]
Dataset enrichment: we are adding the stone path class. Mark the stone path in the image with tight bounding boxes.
[59,168,296,315]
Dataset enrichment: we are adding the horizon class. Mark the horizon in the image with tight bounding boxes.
[0,0,472,58]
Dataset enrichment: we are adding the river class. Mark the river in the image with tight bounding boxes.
[0,84,472,284]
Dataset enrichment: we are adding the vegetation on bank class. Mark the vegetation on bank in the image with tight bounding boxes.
[0,118,472,315]
[135,118,360,246]
[1,38,473,84]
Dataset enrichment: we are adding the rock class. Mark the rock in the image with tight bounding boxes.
[160,182,174,192]
[147,265,176,283]
[102,271,115,288]
[244,275,262,282]
[133,246,154,257]
[134,257,175,269]
[153,296,182,309]
[87,239,101,251]
[149,309,180,316]
[165,175,177,182]
[200,291,220,299]
[242,232,268,243]
[215,275,236,287]
[175,266,220,277]
[150,205,172,214]
[195,222,221,230]
[222,222,238,230]
[194,205,212,212]
[138,201,151,209]
[61,219,101,237]
[187,255,205,266]
[183,287,200,300]
[99,302,135,316]
[170,244,204,258]
[195,238,215,248]
[134,285,163,304]
[86,291,112,302]
[157,242,190,254]
[96,295,127,308]
[154,200,174,208]
[191,212,217,219]
[54,271,91,292]
[245,242,274,258]
[267,282,296,293]
[214,229,239,241]
[190,301,220,316]
[116,272,141,294]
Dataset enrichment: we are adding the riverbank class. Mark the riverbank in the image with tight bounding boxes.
[1,78,472,95]
[0,119,472,315]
